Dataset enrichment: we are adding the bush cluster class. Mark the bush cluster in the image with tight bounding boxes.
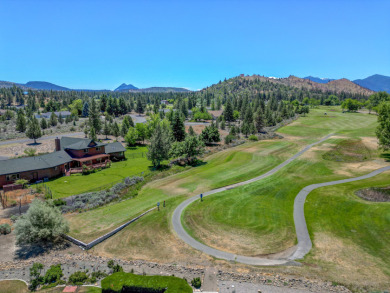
[61,176,144,213]
[0,223,11,235]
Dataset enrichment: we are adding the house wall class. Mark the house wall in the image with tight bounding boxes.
[0,164,66,188]
[66,146,105,158]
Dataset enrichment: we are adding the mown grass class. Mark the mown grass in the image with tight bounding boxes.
[67,139,299,242]
[45,146,150,198]
[0,280,28,293]
[303,172,390,288]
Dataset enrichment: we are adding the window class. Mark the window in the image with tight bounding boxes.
[6,174,19,181]
[96,147,101,151]
[54,166,58,171]
[83,149,89,153]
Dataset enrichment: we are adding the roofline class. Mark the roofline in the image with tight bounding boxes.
[0,162,70,176]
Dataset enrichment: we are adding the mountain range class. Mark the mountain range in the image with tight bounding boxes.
[302,74,389,93]
[0,74,388,93]
[0,80,190,93]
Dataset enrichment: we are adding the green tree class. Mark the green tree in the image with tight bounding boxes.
[49,112,58,126]
[14,199,69,244]
[188,125,196,136]
[170,135,205,162]
[224,99,234,123]
[112,122,120,139]
[147,123,171,168]
[125,127,138,146]
[82,101,89,117]
[136,98,144,114]
[201,122,221,144]
[89,99,102,133]
[16,110,27,132]
[254,110,264,133]
[26,117,42,144]
[376,102,390,150]
[120,122,129,138]
[135,122,147,143]
[58,113,63,124]
[103,120,110,139]
[171,111,186,141]
[89,126,97,141]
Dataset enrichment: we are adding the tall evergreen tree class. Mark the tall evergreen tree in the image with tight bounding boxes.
[16,110,27,132]
[147,123,171,168]
[40,117,48,129]
[82,102,89,117]
[26,117,42,144]
[49,112,58,127]
[89,99,102,133]
[171,111,186,141]
[224,99,234,124]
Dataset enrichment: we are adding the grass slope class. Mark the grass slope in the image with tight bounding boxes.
[0,280,28,293]
[46,146,150,198]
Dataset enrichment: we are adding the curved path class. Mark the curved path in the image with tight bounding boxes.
[172,134,390,265]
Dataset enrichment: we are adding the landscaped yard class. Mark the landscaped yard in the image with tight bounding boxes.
[44,146,150,198]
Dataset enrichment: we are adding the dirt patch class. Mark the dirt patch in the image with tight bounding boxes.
[310,232,389,287]
[1,189,38,208]
[334,160,387,177]
[355,187,390,202]
[361,136,378,150]
[322,139,373,162]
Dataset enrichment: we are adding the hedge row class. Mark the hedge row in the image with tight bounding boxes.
[101,272,192,293]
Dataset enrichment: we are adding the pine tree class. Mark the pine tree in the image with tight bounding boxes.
[136,98,144,114]
[147,123,171,168]
[224,99,234,124]
[254,110,264,133]
[89,126,97,141]
[120,122,129,138]
[112,122,120,139]
[103,121,110,139]
[58,113,64,124]
[40,117,48,129]
[49,112,58,127]
[82,102,89,117]
[16,111,27,132]
[171,111,186,141]
[89,99,102,133]
[26,117,42,144]
[188,125,196,136]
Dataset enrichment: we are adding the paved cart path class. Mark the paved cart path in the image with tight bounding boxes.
[172,134,390,265]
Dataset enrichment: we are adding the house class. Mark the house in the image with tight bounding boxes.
[35,111,72,119]
[0,137,127,188]
[161,100,169,105]
[0,151,72,187]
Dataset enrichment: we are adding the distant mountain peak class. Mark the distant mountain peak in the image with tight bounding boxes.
[353,74,390,93]
[114,83,138,91]
[303,76,335,84]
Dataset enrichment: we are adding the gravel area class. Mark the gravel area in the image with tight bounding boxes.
[219,281,315,293]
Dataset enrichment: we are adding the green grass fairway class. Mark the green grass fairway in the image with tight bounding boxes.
[304,172,390,289]
[0,280,28,293]
[67,139,299,242]
[45,146,150,198]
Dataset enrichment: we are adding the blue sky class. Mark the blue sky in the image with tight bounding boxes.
[1,0,389,90]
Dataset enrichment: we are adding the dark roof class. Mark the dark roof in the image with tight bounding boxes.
[35,111,71,119]
[60,137,106,150]
[0,150,72,176]
[105,142,126,154]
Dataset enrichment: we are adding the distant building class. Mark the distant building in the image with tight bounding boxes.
[161,100,169,105]
[35,111,72,119]
[240,74,245,77]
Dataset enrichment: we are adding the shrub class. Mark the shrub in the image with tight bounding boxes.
[52,199,66,206]
[224,134,235,144]
[10,214,19,222]
[15,178,29,188]
[14,199,69,244]
[101,272,192,293]
[248,134,258,141]
[68,271,89,285]
[43,264,63,284]
[191,277,202,289]
[0,223,11,235]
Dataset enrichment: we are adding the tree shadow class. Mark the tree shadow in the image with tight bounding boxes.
[15,241,72,260]
[380,153,390,162]
[26,142,42,146]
